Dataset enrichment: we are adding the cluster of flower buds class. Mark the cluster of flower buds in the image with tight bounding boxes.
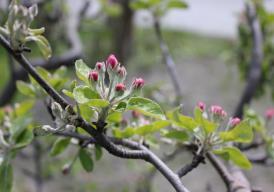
[265,108,274,120]
[210,105,227,118]
[87,54,144,102]
[196,101,241,128]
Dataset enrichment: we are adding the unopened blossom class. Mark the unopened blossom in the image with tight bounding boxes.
[107,54,118,69]
[197,101,206,112]
[265,108,274,120]
[115,83,126,92]
[210,105,227,117]
[88,71,98,82]
[95,62,105,71]
[230,117,241,127]
[117,66,127,78]
[132,78,144,89]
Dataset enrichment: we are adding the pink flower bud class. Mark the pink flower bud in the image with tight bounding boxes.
[107,54,118,69]
[117,66,127,78]
[132,110,141,118]
[88,71,98,82]
[62,164,70,175]
[197,101,206,112]
[132,78,144,89]
[210,105,227,117]
[265,108,274,120]
[95,62,104,71]
[115,83,126,92]
[230,117,241,127]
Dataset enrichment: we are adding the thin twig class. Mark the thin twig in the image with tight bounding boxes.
[153,17,183,104]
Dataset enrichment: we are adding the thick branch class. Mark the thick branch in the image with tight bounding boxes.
[234,2,264,118]
[206,152,234,190]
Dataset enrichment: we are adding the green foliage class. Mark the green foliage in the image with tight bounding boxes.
[127,97,165,119]
[50,138,70,157]
[219,120,253,143]
[130,0,188,16]
[16,66,68,98]
[236,1,274,100]
[79,148,94,172]
[213,147,252,170]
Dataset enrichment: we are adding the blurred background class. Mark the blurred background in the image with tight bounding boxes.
[0,0,274,191]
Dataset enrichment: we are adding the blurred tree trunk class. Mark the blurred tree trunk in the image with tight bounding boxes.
[109,0,134,64]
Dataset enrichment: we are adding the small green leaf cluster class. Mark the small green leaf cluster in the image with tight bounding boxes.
[0,101,35,192]
[164,104,253,169]
[244,108,274,162]
[130,0,188,16]
[16,66,69,98]
[0,0,51,59]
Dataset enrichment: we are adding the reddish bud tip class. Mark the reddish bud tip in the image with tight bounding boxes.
[107,54,118,69]
[62,164,70,175]
[95,62,104,71]
[132,110,141,118]
[132,78,144,89]
[197,101,206,112]
[88,71,99,81]
[265,108,274,120]
[230,117,241,127]
[210,105,227,117]
[117,66,127,78]
[115,83,126,92]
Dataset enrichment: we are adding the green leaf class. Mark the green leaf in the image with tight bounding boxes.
[62,89,74,98]
[73,86,100,104]
[113,127,135,138]
[87,99,109,108]
[135,120,170,135]
[50,138,70,157]
[219,120,253,143]
[16,81,36,97]
[130,1,150,10]
[78,104,95,123]
[0,160,13,192]
[106,111,122,123]
[75,60,91,84]
[167,0,188,9]
[194,108,217,133]
[79,149,93,172]
[127,97,165,119]
[164,130,189,141]
[25,35,52,59]
[36,67,51,80]
[14,100,35,116]
[213,147,252,170]
[115,102,127,112]
[95,144,103,161]
[10,116,32,143]
[167,107,198,131]
[14,128,33,149]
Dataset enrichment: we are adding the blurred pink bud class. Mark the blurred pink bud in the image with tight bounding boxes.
[132,78,144,89]
[115,83,126,92]
[95,62,104,71]
[265,108,274,120]
[117,66,127,78]
[62,164,70,175]
[210,105,227,117]
[230,117,241,127]
[88,71,99,81]
[132,110,141,118]
[107,54,118,69]
[197,101,206,112]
